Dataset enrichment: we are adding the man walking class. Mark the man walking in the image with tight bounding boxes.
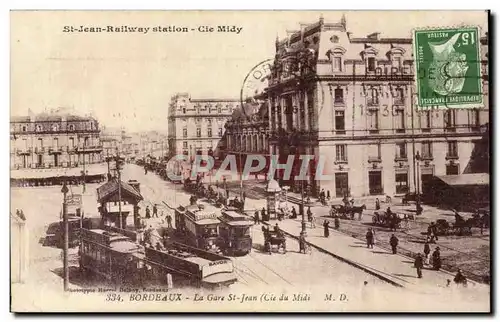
[414,253,424,278]
[366,228,374,249]
[254,210,260,225]
[145,206,151,219]
[153,204,158,218]
[166,214,173,229]
[389,234,399,254]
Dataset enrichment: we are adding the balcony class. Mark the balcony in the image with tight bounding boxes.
[445,126,457,133]
[420,154,433,161]
[334,158,348,164]
[16,148,32,156]
[395,155,408,162]
[368,156,382,163]
[48,146,64,154]
[395,128,406,134]
[75,145,103,153]
[34,147,45,154]
[445,153,459,160]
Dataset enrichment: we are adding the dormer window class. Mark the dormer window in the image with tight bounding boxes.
[330,35,339,43]
[388,47,405,73]
[69,124,75,131]
[36,125,42,132]
[367,57,376,72]
[22,125,26,132]
[327,46,346,73]
[52,124,59,132]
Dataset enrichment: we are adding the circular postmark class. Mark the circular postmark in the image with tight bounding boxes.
[240,57,325,119]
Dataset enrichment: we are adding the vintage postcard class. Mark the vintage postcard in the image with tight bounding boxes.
[10,10,490,313]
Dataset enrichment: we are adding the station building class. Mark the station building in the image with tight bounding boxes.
[265,16,489,198]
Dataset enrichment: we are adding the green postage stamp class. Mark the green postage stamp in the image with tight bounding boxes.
[413,26,483,109]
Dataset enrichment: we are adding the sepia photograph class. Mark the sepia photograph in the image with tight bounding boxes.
[9,10,490,313]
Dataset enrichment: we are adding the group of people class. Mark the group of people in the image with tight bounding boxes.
[15,209,26,221]
[413,243,443,278]
[143,204,173,229]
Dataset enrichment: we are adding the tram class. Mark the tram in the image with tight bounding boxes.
[174,203,224,254]
[218,209,254,255]
[79,228,237,288]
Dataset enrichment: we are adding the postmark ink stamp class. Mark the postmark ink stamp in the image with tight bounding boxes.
[413,26,483,109]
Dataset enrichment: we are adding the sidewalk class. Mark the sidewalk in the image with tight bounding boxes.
[266,218,489,296]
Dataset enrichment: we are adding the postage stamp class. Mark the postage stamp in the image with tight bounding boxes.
[413,26,483,109]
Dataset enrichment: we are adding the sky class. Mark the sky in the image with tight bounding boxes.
[10,10,488,132]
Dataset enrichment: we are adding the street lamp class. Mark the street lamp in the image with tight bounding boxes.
[61,181,69,291]
[300,179,307,236]
[415,151,422,214]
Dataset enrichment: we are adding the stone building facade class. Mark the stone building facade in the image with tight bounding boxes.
[167,93,239,160]
[10,110,102,170]
[266,16,489,198]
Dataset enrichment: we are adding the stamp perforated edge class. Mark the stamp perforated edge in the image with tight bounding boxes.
[411,24,486,111]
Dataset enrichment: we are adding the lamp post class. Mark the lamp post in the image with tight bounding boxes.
[300,179,307,236]
[61,181,69,291]
[415,151,421,213]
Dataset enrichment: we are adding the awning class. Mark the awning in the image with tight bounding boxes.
[96,178,143,203]
[436,173,489,187]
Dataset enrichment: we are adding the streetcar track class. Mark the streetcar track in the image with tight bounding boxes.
[247,252,293,286]
[233,260,269,285]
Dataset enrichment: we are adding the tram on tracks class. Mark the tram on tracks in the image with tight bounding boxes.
[218,209,254,255]
[174,203,224,254]
[79,228,237,288]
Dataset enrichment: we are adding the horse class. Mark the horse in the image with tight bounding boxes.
[350,204,367,221]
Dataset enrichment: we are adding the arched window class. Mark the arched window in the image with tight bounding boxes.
[69,124,75,131]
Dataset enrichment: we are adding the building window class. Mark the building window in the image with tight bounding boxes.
[395,110,405,133]
[421,141,433,159]
[420,110,432,131]
[52,124,59,132]
[335,144,347,162]
[369,110,379,132]
[69,124,75,131]
[335,110,345,133]
[36,125,42,132]
[444,110,456,131]
[22,125,26,132]
[207,128,212,137]
[183,141,188,149]
[69,137,74,148]
[392,56,402,72]
[446,164,460,175]
[218,128,223,137]
[218,107,222,114]
[395,172,409,194]
[207,118,212,125]
[332,57,342,72]
[395,142,407,160]
[470,109,480,130]
[196,127,201,138]
[368,144,381,162]
[53,138,58,148]
[394,87,405,105]
[447,141,458,158]
[334,88,344,104]
[368,88,379,106]
[183,108,186,114]
[183,128,188,138]
[367,57,376,72]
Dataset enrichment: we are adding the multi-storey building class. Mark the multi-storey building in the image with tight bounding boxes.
[266,16,489,198]
[167,93,239,160]
[10,109,102,170]
[221,99,270,171]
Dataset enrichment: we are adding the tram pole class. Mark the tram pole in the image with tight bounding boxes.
[61,181,69,291]
[116,148,123,229]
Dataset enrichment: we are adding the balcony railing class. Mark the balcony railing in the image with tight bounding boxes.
[445,153,459,160]
[16,148,32,155]
[48,146,64,153]
[34,147,45,154]
[395,155,408,162]
[368,156,382,163]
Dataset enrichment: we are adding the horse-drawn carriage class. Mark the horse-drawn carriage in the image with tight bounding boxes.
[372,211,405,230]
[329,204,366,220]
[262,227,286,254]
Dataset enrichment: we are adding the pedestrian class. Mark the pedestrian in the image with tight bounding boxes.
[375,198,381,211]
[166,214,173,229]
[274,223,279,233]
[145,206,151,219]
[389,234,399,254]
[350,198,355,207]
[423,241,431,265]
[243,191,246,201]
[307,207,312,222]
[291,207,297,219]
[153,204,158,218]
[298,233,306,254]
[254,210,260,224]
[432,247,442,271]
[334,217,340,230]
[414,253,424,278]
[453,269,467,287]
[18,209,26,221]
[323,220,330,238]
[366,228,374,249]
[309,210,316,228]
[326,190,331,201]
[261,207,267,222]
